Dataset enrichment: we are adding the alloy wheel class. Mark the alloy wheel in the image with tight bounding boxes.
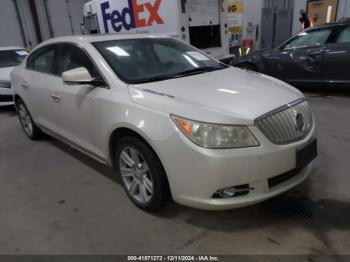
[119,147,154,204]
[18,104,33,137]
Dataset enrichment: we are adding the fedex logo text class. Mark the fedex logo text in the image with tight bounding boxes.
[101,0,164,33]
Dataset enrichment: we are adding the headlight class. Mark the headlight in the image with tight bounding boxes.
[0,81,11,89]
[171,115,260,149]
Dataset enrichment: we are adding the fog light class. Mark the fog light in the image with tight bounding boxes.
[213,185,250,199]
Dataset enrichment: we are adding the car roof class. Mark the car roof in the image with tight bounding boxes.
[38,34,171,47]
[307,21,350,30]
[0,46,25,51]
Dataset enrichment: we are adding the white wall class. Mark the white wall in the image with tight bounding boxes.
[241,0,306,43]
[292,0,307,35]
[337,0,350,20]
[242,0,263,41]
[0,0,25,47]
[35,0,88,41]
[0,0,38,48]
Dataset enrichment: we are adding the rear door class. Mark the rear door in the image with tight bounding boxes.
[276,26,333,84]
[23,45,61,133]
[323,25,350,84]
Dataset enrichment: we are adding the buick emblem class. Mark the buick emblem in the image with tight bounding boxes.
[295,113,305,131]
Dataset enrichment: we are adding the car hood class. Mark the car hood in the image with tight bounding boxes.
[128,67,304,125]
[0,67,15,81]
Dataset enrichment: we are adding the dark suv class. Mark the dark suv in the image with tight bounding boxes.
[233,22,350,87]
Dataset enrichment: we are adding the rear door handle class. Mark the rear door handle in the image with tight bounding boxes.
[51,94,61,102]
[22,84,29,89]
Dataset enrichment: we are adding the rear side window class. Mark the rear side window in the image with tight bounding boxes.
[27,46,57,75]
[284,28,332,49]
[337,26,350,44]
[57,44,99,78]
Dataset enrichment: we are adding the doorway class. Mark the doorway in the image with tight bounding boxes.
[307,0,339,25]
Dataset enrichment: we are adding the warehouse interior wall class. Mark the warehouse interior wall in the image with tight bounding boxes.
[0,0,38,48]
[16,0,40,48]
[1,0,350,49]
[242,0,263,44]
[337,0,350,20]
[34,0,88,41]
[0,0,25,47]
[292,0,307,35]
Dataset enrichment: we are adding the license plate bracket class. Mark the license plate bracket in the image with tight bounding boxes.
[296,139,317,170]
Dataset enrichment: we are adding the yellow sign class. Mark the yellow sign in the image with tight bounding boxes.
[228,26,242,33]
[228,1,243,14]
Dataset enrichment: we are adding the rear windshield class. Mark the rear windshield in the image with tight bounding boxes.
[0,50,28,68]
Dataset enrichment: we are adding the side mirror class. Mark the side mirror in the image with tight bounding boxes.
[62,67,106,86]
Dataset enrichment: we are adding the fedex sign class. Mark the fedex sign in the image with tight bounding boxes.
[101,0,165,33]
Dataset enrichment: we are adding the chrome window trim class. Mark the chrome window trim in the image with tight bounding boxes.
[26,42,110,89]
[26,44,61,77]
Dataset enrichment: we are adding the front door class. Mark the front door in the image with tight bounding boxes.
[323,25,350,84]
[276,26,333,84]
[54,44,106,160]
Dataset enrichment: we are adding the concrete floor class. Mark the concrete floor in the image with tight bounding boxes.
[0,90,349,255]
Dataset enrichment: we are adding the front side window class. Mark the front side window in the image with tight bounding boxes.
[57,44,99,77]
[93,38,227,84]
[0,50,28,68]
[284,28,333,50]
[27,46,57,75]
[337,26,350,44]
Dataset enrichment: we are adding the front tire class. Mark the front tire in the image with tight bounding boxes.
[115,137,170,211]
[16,99,42,140]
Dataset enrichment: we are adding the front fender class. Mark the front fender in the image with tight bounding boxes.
[102,98,176,166]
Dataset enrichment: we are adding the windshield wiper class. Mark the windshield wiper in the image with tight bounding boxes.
[132,75,177,84]
[169,66,224,78]
[132,66,226,84]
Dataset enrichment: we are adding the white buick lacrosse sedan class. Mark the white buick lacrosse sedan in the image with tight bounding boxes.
[11,35,317,211]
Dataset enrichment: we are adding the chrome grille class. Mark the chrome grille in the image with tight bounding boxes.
[255,99,313,145]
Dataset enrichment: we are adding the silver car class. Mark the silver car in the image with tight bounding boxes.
[0,47,28,106]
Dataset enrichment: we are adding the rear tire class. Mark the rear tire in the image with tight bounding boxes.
[115,136,170,211]
[16,99,42,140]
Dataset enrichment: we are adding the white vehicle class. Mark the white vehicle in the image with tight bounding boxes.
[82,0,233,63]
[11,35,317,211]
[0,47,28,106]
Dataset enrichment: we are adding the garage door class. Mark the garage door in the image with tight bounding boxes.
[44,0,86,37]
[0,0,24,47]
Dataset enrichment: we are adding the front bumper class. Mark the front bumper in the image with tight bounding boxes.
[155,124,316,210]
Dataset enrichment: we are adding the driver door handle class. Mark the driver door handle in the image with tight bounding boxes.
[51,94,61,102]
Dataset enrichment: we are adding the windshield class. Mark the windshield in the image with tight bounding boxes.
[93,38,227,84]
[0,50,28,68]
[283,28,332,50]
